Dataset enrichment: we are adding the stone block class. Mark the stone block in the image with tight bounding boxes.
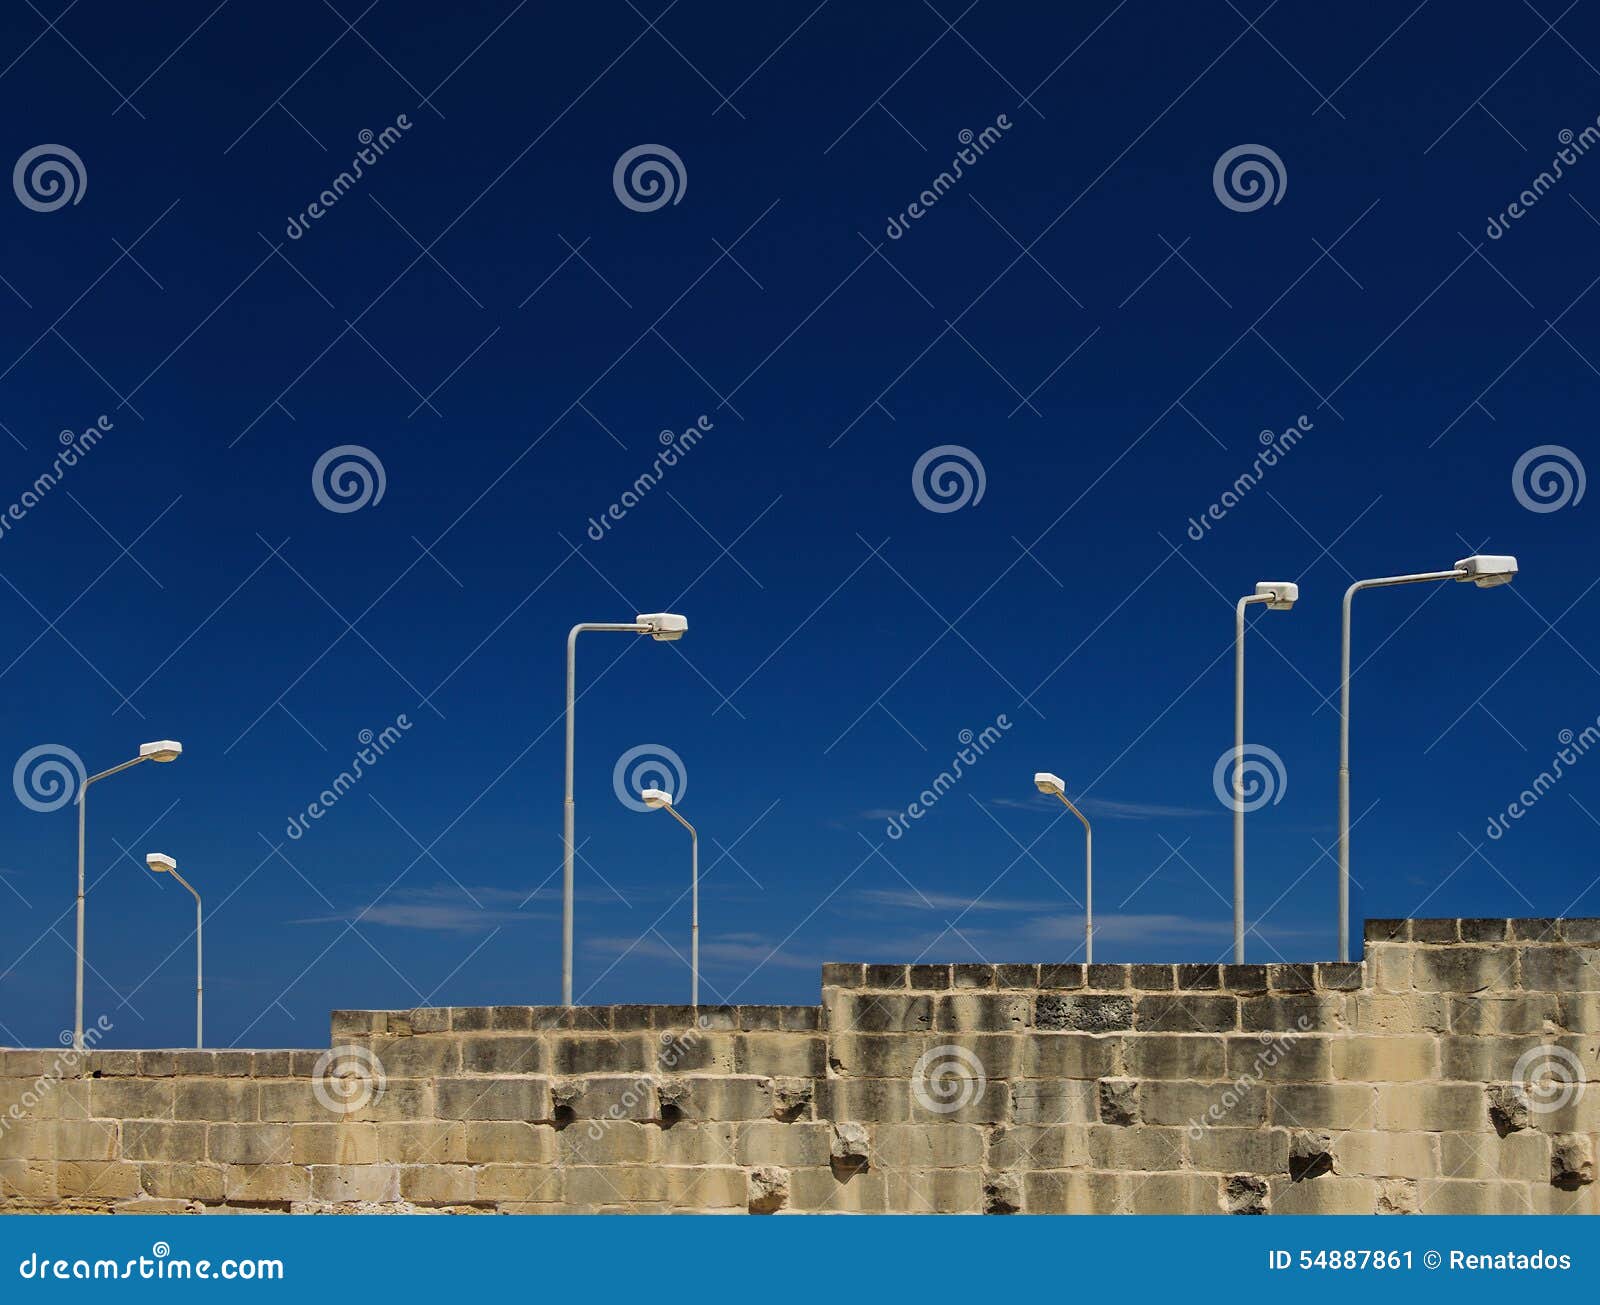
[55,1160,140,1200]
[377,1120,465,1165]
[309,1163,398,1204]
[950,964,994,989]
[737,1120,832,1167]
[816,1078,908,1123]
[1023,1169,1125,1214]
[563,1165,665,1207]
[457,1036,544,1076]
[1037,964,1085,989]
[1269,1174,1377,1214]
[1136,995,1237,1033]
[463,1120,555,1164]
[1143,1080,1266,1129]
[863,964,909,989]
[911,1076,1008,1125]
[1270,1083,1376,1130]
[734,1034,825,1078]
[208,1122,290,1165]
[832,993,934,1035]
[120,1120,205,1163]
[1026,1032,1120,1079]
[1129,964,1175,991]
[1331,1035,1438,1082]
[906,964,952,990]
[1226,1033,1331,1082]
[827,1033,929,1079]
[1412,946,1510,993]
[1374,1082,1490,1132]
[1336,1129,1435,1179]
[174,1078,257,1123]
[1448,994,1559,1038]
[657,1028,735,1074]
[1083,1123,1184,1172]
[1240,994,1343,1034]
[1086,964,1129,989]
[1267,964,1316,992]
[789,1164,886,1212]
[558,1120,658,1166]
[933,993,1029,1033]
[1551,1133,1595,1189]
[1438,1129,1548,1183]
[821,963,864,988]
[1365,919,1410,942]
[257,1080,333,1123]
[1118,1171,1218,1214]
[1035,993,1132,1032]
[666,1164,747,1210]
[89,1078,175,1119]
[1009,1079,1093,1126]
[1416,1178,1527,1214]
[1223,1173,1269,1214]
[434,1076,550,1122]
[885,1167,983,1213]
[289,1122,381,1166]
[1316,963,1364,991]
[550,1034,653,1075]
[398,1164,477,1204]
[1366,944,1413,992]
[1411,919,1459,944]
[223,1163,309,1203]
[993,964,1038,988]
[1521,947,1600,991]
[1187,1127,1288,1175]
[1350,993,1448,1035]
[137,1161,223,1202]
[52,1119,119,1161]
[476,1164,562,1202]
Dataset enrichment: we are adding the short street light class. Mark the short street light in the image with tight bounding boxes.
[1232,581,1297,964]
[75,740,183,1051]
[562,614,687,1005]
[146,853,203,1049]
[1337,555,1518,960]
[639,786,699,1007]
[1034,772,1093,963]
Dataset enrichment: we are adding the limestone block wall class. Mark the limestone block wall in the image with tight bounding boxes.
[1,918,1597,1214]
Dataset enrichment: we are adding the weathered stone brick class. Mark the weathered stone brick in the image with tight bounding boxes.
[563,1164,665,1207]
[1364,919,1409,942]
[1267,964,1316,992]
[1219,964,1269,991]
[884,1167,982,1213]
[1270,1083,1377,1131]
[1187,1126,1288,1175]
[289,1122,381,1166]
[223,1163,309,1203]
[934,993,1028,1033]
[1123,1034,1221,1080]
[1411,919,1459,944]
[820,962,864,989]
[1438,1129,1547,1183]
[665,1164,747,1209]
[434,1076,551,1122]
[950,963,994,989]
[208,1122,290,1165]
[89,1077,175,1119]
[550,1034,653,1075]
[138,1161,223,1202]
[993,964,1037,988]
[399,1165,478,1204]
[1023,1168,1124,1214]
[1086,964,1129,989]
[1082,1123,1184,1171]
[1413,946,1511,993]
[1520,946,1600,991]
[1118,1171,1217,1214]
[462,1120,555,1164]
[1135,994,1237,1033]
[1459,919,1508,943]
[55,1160,140,1199]
[1037,963,1085,989]
[834,993,934,1034]
[1227,1033,1330,1082]
[309,1163,397,1204]
[369,1035,461,1077]
[1336,1128,1434,1178]
[1449,994,1560,1036]
[175,1078,257,1122]
[906,965,951,990]
[1027,1032,1120,1079]
[1373,1082,1488,1132]
[863,964,908,989]
[458,1035,545,1076]
[1350,993,1447,1035]
[1331,1035,1438,1082]
[120,1120,205,1162]
[1129,964,1175,991]
[1316,963,1364,991]
[1009,1079,1094,1126]
[734,1033,825,1078]
[52,1119,118,1161]
[1035,993,1132,1032]
[1176,964,1221,990]
[1142,1080,1265,1129]
[1269,1174,1377,1213]
[737,1120,832,1167]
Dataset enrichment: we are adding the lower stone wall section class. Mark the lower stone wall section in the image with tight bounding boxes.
[2,918,1597,1213]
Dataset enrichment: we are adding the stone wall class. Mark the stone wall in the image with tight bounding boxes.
[2,918,1597,1213]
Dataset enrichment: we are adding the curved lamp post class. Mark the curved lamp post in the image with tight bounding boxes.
[1034,772,1093,962]
[563,613,686,1005]
[1338,555,1517,959]
[75,740,183,1050]
[639,786,698,1007]
[146,852,202,1049]
[1232,581,1297,963]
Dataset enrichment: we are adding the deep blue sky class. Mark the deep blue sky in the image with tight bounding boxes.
[2,1,1597,1049]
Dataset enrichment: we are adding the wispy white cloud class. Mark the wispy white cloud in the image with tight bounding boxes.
[989,795,1213,820]
[859,888,1066,913]
[587,931,817,970]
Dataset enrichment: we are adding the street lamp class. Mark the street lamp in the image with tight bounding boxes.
[639,786,699,1007]
[563,613,686,1005]
[1034,772,1093,962]
[145,853,202,1049]
[1338,555,1517,959]
[1232,581,1297,964]
[74,740,183,1050]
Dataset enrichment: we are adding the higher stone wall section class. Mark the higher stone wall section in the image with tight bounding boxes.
[2,918,1597,1213]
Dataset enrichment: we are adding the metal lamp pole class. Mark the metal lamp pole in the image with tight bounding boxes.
[1034,773,1093,963]
[147,853,202,1047]
[74,741,183,1051]
[1337,556,1517,960]
[640,787,698,1006]
[563,615,686,1005]
[1232,582,1297,963]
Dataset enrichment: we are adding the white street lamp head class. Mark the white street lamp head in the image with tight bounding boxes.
[1034,772,1065,796]
[640,786,674,809]
[1454,555,1518,588]
[145,852,177,874]
[140,740,183,762]
[635,612,687,642]
[1254,581,1298,610]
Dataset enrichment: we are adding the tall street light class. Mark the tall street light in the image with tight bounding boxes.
[75,740,183,1050]
[563,613,687,1005]
[1338,555,1517,960]
[146,853,203,1049]
[1034,772,1093,962]
[639,786,699,1007]
[1232,581,1297,964]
